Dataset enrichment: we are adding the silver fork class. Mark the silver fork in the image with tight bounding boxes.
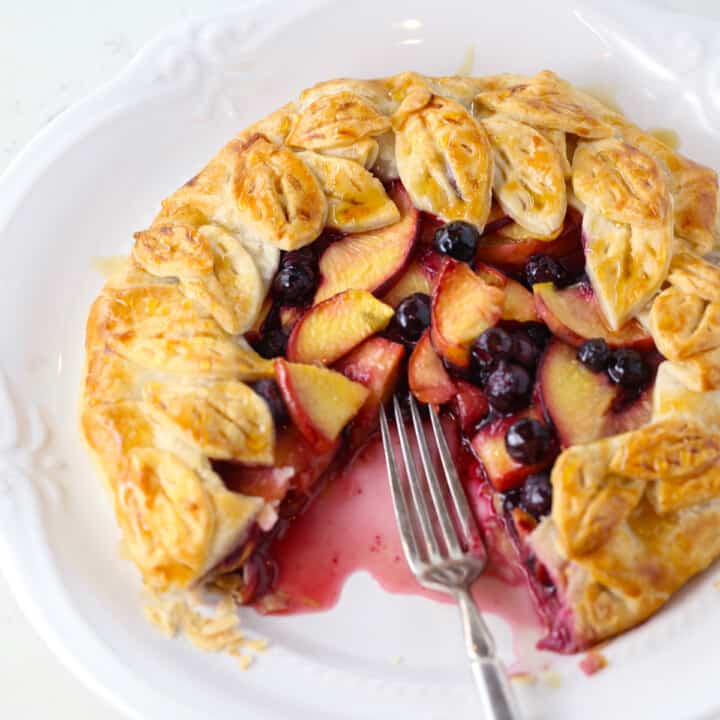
[380,395,521,720]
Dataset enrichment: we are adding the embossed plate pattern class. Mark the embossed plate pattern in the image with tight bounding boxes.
[1,1,720,718]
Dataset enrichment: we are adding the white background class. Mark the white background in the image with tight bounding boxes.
[2,0,719,717]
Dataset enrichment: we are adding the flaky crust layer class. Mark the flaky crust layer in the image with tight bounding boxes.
[82,70,720,649]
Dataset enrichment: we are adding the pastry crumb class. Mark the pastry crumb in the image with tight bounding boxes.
[143,592,268,668]
[235,654,253,671]
[713,578,720,590]
[510,672,536,686]
[538,670,563,688]
[579,650,608,676]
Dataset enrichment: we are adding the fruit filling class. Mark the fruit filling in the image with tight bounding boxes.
[213,183,663,652]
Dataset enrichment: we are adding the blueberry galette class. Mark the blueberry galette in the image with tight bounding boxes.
[81,70,720,653]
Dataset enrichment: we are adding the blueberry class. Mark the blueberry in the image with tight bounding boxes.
[511,331,540,370]
[524,255,569,287]
[520,473,553,518]
[272,258,317,304]
[252,379,289,428]
[434,221,480,263]
[505,418,551,465]
[395,293,431,342]
[607,349,648,388]
[485,361,532,413]
[577,338,611,373]
[469,350,496,387]
[524,321,551,349]
[474,327,513,361]
[253,328,287,359]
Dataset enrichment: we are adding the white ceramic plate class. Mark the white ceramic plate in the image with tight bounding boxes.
[2,1,720,718]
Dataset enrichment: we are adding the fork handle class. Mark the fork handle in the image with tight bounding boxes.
[457,588,521,720]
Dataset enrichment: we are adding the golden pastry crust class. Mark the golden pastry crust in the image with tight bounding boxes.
[572,138,670,227]
[81,70,720,652]
[287,89,391,151]
[482,114,567,236]
[475,70,614,138]
[296,151,400,231]
[582,207,671,330]
[394,94,493,229]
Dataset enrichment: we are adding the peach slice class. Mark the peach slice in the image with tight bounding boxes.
[538,338,618,447]
[408,330,456,404]
[470,405,553,492]
[313,184,418,304]
[534,282,653,349]
[538,339,654,448]
[475,262,539,322]
[451,380,489,431]
[274,359,369,451]
[381,258,433,307]
[287,289,394,365]
[430,259,505,368]
[475,207,582,274]
[335,336,405,445]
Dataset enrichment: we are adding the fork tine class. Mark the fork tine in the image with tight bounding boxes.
[428,404,480,546]
[380,404,422,571]
[408,395,463,558]
[393,396,441,562]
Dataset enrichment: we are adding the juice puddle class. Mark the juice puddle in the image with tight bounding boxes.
[270,429,543,665]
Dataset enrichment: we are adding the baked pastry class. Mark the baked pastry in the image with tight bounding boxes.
[81,69,720,653]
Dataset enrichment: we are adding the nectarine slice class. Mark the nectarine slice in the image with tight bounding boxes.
[334,336,405,443]
[451,380,489,431]
[381,259,433,307]
[534,282,653,349]
[470,406,552,492]
[408,330,456,404]
[274,359,369,451]
[287,289,394,365]
[430,259,504,367]
[475,262,539,322]
[314,184,418,303]
[537,339,617,447]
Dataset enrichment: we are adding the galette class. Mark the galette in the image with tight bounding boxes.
[81,69,720,654]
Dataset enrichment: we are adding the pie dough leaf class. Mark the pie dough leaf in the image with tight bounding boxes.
[649,286,720,360]
[297,151,400,232]
[474,70,614,138]
[144,381,275,464]
[667,251,720,303]
[133,224,215,277]
[286,90,391,150]
[394,95,493,229]
[619,125,719,254]
[119,448,216,586]
[180,227,265,335]
[610,419,720,482]
[135,224,266,335]
[551,441,646,557]
[648,467,720,514]
[319,138,379,169]
[230,134,327,250]
[582,207,671,330]
[482,114,566,237]
[572,138,670,227]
